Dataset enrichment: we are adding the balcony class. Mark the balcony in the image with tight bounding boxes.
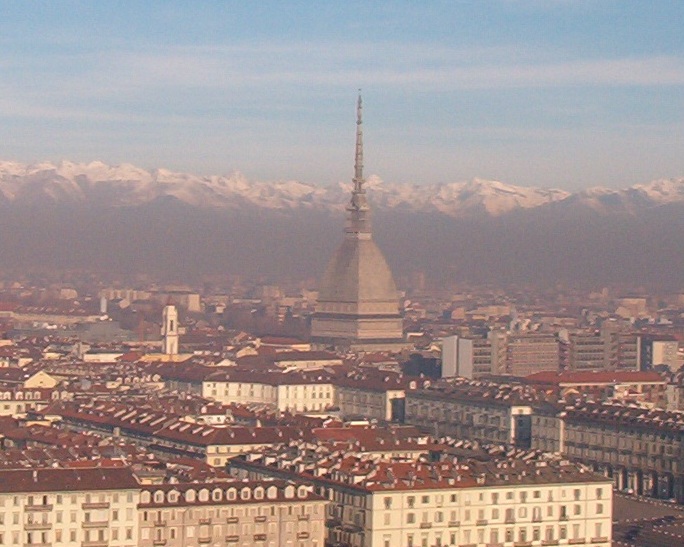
[297,532,310,540]
[568,540,586,545]
[542,541,559,546]
[297,514,310,521]
[514,543,532,547]
[199,518,212,525]
[25,521,52,530]
[153,540,167,546]
[254,515,267,523]
[82,502,110,510]
[82,520,109,529]
[198,537,212,544]
[82,542,108,547]
[448,521,460,527]
[559,515,569,521]
[253,534,267,542]
[226,516,239,524]
[154,520,167,527]
[25,504,53,512]
[225,536,239,543]
[505,518,516,524]
[590,538,608,544]
[419,522,432,529]
[476,519,488,526]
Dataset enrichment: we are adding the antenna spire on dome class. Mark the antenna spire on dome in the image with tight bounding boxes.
[353,90,364,192]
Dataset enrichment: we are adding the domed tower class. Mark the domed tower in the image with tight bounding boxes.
[311,94,404,351]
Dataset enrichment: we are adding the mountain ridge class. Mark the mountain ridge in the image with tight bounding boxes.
[2,159,683,217]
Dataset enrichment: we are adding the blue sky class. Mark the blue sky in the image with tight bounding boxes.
[1,1,683,189]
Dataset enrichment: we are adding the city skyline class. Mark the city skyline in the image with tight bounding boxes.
[1,1,684,190]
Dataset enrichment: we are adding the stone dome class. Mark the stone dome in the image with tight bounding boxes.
[318,237,398,305]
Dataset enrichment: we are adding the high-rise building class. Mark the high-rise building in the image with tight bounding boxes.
[311,95,404,351]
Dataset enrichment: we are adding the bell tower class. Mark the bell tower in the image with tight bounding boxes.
[161,304,179,356]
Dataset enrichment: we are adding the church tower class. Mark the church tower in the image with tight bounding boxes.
[311,94,405,351]
[161,304,179,356]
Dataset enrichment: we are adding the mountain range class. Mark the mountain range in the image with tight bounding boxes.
[2,160,684,217]
[1,160,683,290]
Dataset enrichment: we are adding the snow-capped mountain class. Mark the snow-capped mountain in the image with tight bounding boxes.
[1,160,683,217]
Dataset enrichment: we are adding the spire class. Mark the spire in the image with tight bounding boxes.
[353,91,364,192]
[346,91,371,237]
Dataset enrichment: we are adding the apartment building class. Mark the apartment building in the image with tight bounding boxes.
[232,448,612,547]
[404,381,537,447]
[506,334,560,376]
[137,480,326,547]
[531,401,684,502]
[0,467,139,547]
[202,369,335,413]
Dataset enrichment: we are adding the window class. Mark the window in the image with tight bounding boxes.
[384,497,392,510]
[596,503,603,514]
[450,494,457,503]
[573,489,581,501]
[559,526,567,540]
[596,488,603,500]
[407,496,415,508]
[407,513,415,524]
[594,523,602,538]
[574,505,581,516]
[421,495,429,504]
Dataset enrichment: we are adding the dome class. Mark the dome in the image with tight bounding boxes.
[318,237,398,306]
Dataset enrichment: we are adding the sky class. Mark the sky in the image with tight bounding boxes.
[1,1,683,190]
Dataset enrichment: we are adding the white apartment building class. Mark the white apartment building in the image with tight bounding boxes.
[0,467,139,547]
[202,370,335,413]
[233,453,613,547]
